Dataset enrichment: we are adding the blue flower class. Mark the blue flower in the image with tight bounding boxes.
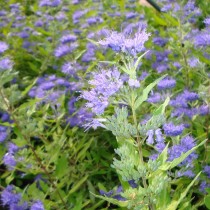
[153,37,168,47]
[34,20,44,27]
[177,170,195,178]
[125,12,138,20]
[39,0,61,7]
[128,180,138,188]
[199,181,210,194]
[168,135,197,166]
[146,130,154,144]
[128,78,140,88]
[61,62,78,76]
[86,16,103,25]
[204,17,210,26]
[0,41,8,54]
[80,68,123,115]
[183,90,199,101]
[72,10,88,24]
[157,77,176,90]
[54,43,78,58]
[152,62,169,73]
[203,165,210,178]
[60,34,77,44]
[3,153,17,170]
[155,128,164,143]
[194,33,210,47]
[188,57,199,68]
[197,104,209,116]
[163,122,185,136]
[0,57,13,70]
[8,143,19,154]
[99,186,126,201]
[147,92,162,104]
[0,126,8,142]
[1,185,21,207]
[155,142,166,153]
[30,200,45,210]
[83,118,106,131]
[98,26,150,56]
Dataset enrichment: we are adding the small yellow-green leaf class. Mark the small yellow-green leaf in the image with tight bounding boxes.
[68,175,88,195]
[165,172,201,210]
[55,155,69,178]
[204,195,210,209]
[134,75,167,110]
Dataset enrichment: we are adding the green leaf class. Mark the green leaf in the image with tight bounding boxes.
[206,188,210,194]
[99,61,116,65]
[21,79,38,98]
[37,28,51,36]
[86,200,105,210]
[153,15,167,26]
[0,70,18,86]
[204,195,210,209]
[27,183,45,200]
[28,62,39,73]
[133,75,167,110]
[116,0,125,12]
[134,51,149,71]
[72,193,83,210]
[153,97,170,115]
[157,183,171,209]
[86,38,99,46]
[165,172,201,210]
[5,173,15,184]
[17,98,41,113]
[90,192,128,207]
[55,155,69,178]
[68,175,88,195]
[76,138,93,161]
[162,13,179,26]
[157,143,169,165]
[12,137,28,147]
[75,50,86,60]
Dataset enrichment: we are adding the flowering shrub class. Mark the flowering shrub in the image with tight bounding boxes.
[0,0,209,209]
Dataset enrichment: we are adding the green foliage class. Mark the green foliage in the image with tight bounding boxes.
[133,75,166,110]
[111,143,144,182]
[139,97,169,135]
[204,191,210,209]
[165,172,201,210]
[105,107,138,139]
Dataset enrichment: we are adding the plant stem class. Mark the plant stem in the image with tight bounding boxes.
[131,91,155,210]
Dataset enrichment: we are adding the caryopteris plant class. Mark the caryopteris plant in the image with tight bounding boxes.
[80,22,207,210]
[0,0,209,209]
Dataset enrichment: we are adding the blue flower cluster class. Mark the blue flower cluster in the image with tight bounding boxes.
[0,41,13,71]
[80,68,123,115]
[98,24,150,56]
[1,185,44,210]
